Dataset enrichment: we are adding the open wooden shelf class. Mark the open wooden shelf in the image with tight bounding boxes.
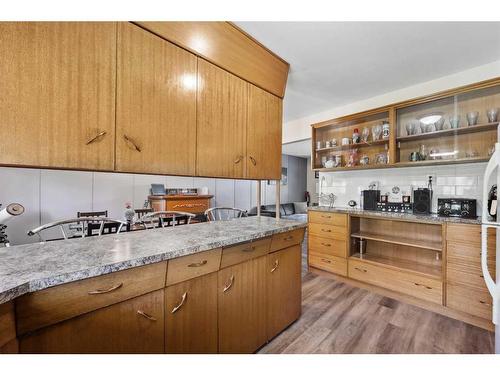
[350,252,442,280]
[315,139,389,153]
[312,163,392,172]
[397,122,499,142]
[351,231,442,251]
[395,156,489,168]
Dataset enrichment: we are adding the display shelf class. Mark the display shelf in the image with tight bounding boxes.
[315,139,389,153]
[395,156,489,168]
[312,163,392,172]
[397,122,499,142]
[351,231,442,251]
[349,252,442,280]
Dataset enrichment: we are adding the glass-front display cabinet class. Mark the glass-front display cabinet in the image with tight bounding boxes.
[311,78,500,172]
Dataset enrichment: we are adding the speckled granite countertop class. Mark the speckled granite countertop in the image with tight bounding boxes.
[308,206,481,225]
[0,216,306,304]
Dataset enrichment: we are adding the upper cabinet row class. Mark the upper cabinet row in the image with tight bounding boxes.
[0,22,283,180]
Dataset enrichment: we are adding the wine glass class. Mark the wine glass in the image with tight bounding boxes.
[372,124,382,141]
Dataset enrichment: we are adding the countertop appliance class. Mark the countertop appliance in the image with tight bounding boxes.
[362,190,380,211]
[437,198,477,218]
[376,202,413,213]
[413,188,431,215]
[481,126,500,354]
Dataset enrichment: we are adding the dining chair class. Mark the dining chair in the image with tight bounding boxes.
[137,211,196,229]
[204,207,248,222]
[27,217,127,241]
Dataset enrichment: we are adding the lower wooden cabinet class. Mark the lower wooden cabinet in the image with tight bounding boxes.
[19,290,165,354]
[165,272,218,353]
[267,245,302,340]
[218,255,267,353]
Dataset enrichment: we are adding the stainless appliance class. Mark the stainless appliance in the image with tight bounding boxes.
[437,198,477,218]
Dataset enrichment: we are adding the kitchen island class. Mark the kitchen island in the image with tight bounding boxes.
[0,216,306,354]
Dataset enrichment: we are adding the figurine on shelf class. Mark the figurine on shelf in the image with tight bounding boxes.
[382,121,390,139]
[347,149,359,167]
[352,128,360,144]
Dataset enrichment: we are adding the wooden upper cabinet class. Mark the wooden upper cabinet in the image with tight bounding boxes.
[0,22,116,171]
[116,23,197,175]
[196,59,248,178]
[247,85,283,179]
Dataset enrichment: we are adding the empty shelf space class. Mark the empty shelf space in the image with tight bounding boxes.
[351,231,442,251]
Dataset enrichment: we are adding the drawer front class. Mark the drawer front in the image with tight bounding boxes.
[16,261,167,335]
[309,253,347,276]
[0,302,16,348]
[446,223,481,244]
[348,259,442,305]
[308,211,347,227]
[221,237,271,268]
[447,241,496,264]
[308,234,347,258]
[166,199,209,213]
[447,282,492,320]
[270,228,305,253]
[447,259,495,291]
[166,248,222,286]
[309,223,346,241]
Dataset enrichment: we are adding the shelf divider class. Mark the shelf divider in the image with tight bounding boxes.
[351,231,442,251]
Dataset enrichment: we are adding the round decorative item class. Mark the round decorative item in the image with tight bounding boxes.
[348,200,357,208]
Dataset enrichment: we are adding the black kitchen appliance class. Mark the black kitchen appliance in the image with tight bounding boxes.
[437,198,477,218]
[413,188,431,215]
[362,190,380,211]
[376,202,413,213]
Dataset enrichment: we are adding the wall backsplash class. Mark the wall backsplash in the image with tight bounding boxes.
[0,155,307,246]
[319,162,489,213]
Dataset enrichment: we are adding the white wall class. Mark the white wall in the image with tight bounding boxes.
[0,155,307,246]
[283,60,500,143]
[306,157,319,205]
[319,163,489,214]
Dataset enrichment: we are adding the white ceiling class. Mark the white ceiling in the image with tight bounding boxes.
[236,22,500,123]
[282,139,311,159]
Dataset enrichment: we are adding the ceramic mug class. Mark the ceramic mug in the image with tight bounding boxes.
[341,137,350,146]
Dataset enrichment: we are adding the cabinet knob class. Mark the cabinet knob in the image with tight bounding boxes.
[171,292,188,314]
[123,134,142,152]
[249,156,257,166]
[86,130,107,145]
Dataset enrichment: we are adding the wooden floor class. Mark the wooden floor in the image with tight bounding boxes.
[259,271,495,354]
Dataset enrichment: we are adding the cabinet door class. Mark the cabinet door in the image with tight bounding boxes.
[196,59,248,178]
[218,256,267,353]
[0,22,116,170]
[165,272,218,353]
[116,23,197,175]
[267,245,302,340]
[20,290,164,354]
[247,84,283,179]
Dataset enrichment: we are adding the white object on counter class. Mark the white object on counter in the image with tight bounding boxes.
[198,187,209,195]
[0,203,25,225]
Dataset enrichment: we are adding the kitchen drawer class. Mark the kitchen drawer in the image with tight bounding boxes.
[16,261,167,335]
[309,252,347,276]
[446,223,496,245]
[166,199,209,214]
[166,248,222,286]
[447,240,496,264]
[348,259,442,305]
[0,302,16,348]
[221,237,271,268]
[308,222,347,241]
[308,234,347,258]
[308,211,347,227]
[447,282,492,320]
[447,260,495,290]
[270,228,305,253]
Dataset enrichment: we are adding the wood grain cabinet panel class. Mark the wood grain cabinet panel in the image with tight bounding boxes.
[165,272,218,353]
[308,211,348,227]
[270,228,306,253]
[0,302,16,348]
[20,290,165,354]
[0,22,116,170]
[116,22,197,175]
[308,223,347,241]
[266,245,301,340]
[308,235,347,258]
[447,283,492,320]
[246,85,282,179]
[196,59,248,178]
[166,248,222,286]
[218,256,267,353]
[309,253,348,276]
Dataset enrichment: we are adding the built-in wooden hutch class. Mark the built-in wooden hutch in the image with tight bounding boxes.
[311,77,500,171]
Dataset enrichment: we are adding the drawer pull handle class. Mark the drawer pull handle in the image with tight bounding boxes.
[321,229,332,233]
[284,236,294,241]
[354,267,367,273]
[137,310,157,321]
[321,243,331,247]
[321,215,331,218]
[479,300,491,306]
[242,247,255,252]
[321,258,332,264]
[123,134,142,152]
[223,275,235,293]
[234,155,243,164]
[249,156,257,166]
[414,283,432,290]
[86,130,107,145]
[171,292,188,314]
[88,282,123,295]
[188,260,208,267]
[271,259,280,273]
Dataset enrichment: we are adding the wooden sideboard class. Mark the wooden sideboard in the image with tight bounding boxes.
[308,211,496,331]
[148,195,213,215]
[0,22,285,180]
[1,228,305,354]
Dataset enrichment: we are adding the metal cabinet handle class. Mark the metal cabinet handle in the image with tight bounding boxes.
[86,130,107,145]
[479,300,491,306]
[249,156,257,166]
[137,310,157,321]
[321,243,331,247]
[321,258,332,264]
[321,215,331,219]
[242,246,255,252]
[284,235,294,241]
[321,229,332,233]
[88,282,123,295]
[123,134,142,152]
[171,292,188,314]
[234,155,243,164]
[414,282,432,290]
[271,259,279,273]
[354,267,367,273]
[223,275,235,293]
[188,260,207,267]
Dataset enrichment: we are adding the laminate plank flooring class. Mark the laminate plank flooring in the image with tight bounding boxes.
[258,272,494,354]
